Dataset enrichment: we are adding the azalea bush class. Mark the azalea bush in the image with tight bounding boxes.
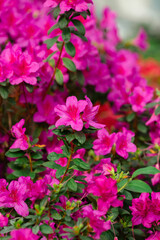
[0,0,160,239]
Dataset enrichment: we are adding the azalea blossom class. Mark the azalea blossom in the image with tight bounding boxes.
[10,228,39,240]
[10,119,29,150]
[93,128,116,155]
[54,96,87,131]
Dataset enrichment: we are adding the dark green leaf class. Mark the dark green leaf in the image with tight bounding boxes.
[126,112,135,122]
[40,224,53,234]
[132,166,160,178]
[58,16,68,29]
[48,125,56,130]
[47,152,65,161]
[51,211,62,220]
[25,84,34,93]
[48,23,59,35]
[55,68,64,85]
[125,180,152,193]
[62,28,71,43]
[31,152,42,159]
[70,29,87,41]
[74,131,86,144]
[67,178,77,191]
[56,166,66,178]
[155,105,160,115]
[73,158,90,170]
[77,70,85,85]
[32,225,39,234]
[122,190,133,200]
[0,86,8,99]
[65,42,76,57]
[44,36,59,49]
[44,51,57,63]
[137,123,148,133]
[72,19,85,35]
[145,101,160,109]
[5,150,25,158]
[62,57,76,72]
[53,5,61,19]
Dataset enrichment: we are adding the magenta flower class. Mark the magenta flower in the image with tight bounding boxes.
[82,205,111,239]
[130,193,154,228]
[82,96,105,129]
[34,95,57,125]
[10,51,39,85]
[1,181,29,217]
[146,231,160,240]
[0,213,8,227]
[129,86,153,113]
[54,96,87,131]
[10,228,39,240]
[44,0,93,13]
[10,119,29,150]
[88,175,123,212]
[150,192,160,222]
[93,128,116,155]
[133,28,148,51]
[115,128,137,159]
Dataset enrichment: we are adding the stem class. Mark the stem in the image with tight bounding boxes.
[28,152,33,172]
[60,143,74,184]
[43,41,65,100]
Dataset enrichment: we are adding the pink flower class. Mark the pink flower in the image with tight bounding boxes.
[130,193,154,228]
[0,213,8,227]
[133,28,148,51]
[44,0,93,13]
[82,205,111,239]
[115,128,137,159]
[82,96,105,129]
[93,128,116,155]
[1,181,29,217]
[54,96,87,131]
[150,192,160,222]
[10,119,29,151]
[88,175,123,212]
[145,231,160,240]
[129,86,153,113]
[10,51,39,85]
[10,228,39,240]
[34,95,57,125]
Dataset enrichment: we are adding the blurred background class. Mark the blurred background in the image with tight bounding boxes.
[94,0,160,60]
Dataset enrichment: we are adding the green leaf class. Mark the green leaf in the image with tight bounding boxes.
[145,101,160,108]
[31,152,42,159]
[132,166,160,178]
[43,161,61,169]
[123,190,133,200]
[48,23,59,35]
[137,123,148,133]
[74,131,86,144]
[67,178,77,191]
[43,51,57,63]
[125,180,152,193]
[62,57,76,72]
[12,169,31,177]
[77,70,85,85]
[56,166,66,178]
[126,112,135,122]
[58,15,68,29]
[47,152,65,161]
[0,86,8,99]
[62,28,71,43]
[73,158,90,170]
[53,5,60,19]
[66,133,75,143]
[70,29,87,41]
[71,19,85,35]
[51,211,62,220]
[44,36,59,49]
[100,231,114,240]
[65,42,76,57]
[155,105,160,115]
[25,84,34,93]
[5,150,25,158]
[32,225,39,234]
[15,156,28,165]
[48,125,56,130]
[40,224,53,234]
[55,68,64,85]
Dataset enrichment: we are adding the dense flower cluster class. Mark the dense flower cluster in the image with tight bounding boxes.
[0,0,160,239]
